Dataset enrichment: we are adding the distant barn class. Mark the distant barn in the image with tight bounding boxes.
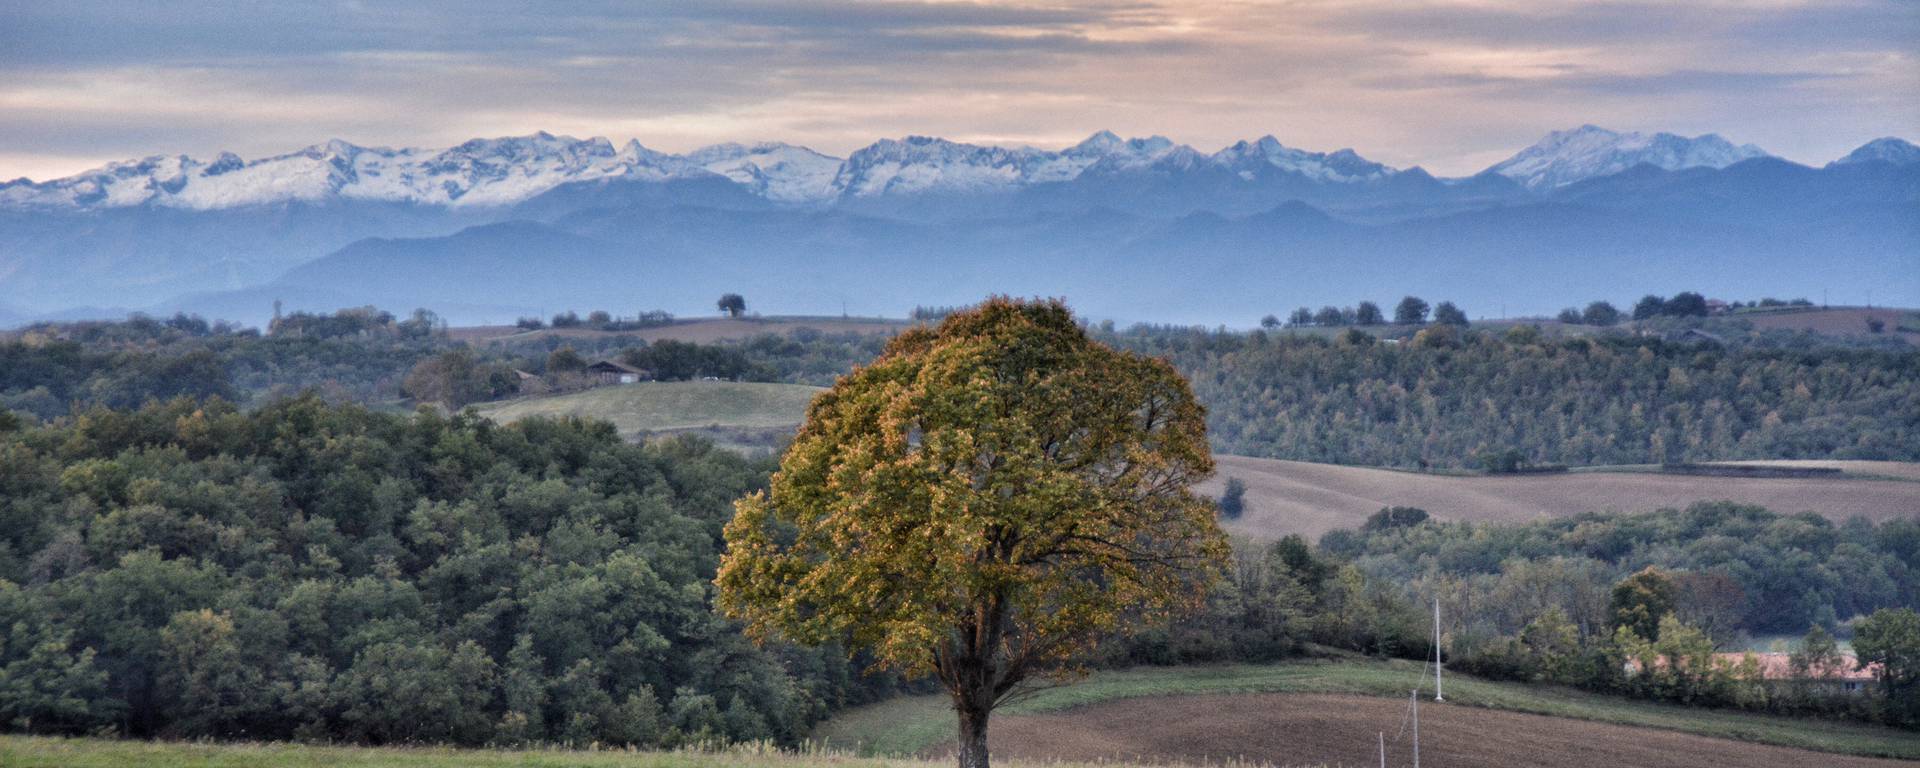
[585,359,650,385]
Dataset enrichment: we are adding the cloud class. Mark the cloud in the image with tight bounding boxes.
[0,0,1913,178]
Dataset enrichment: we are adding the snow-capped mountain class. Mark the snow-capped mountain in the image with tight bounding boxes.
[1829,137,1920,167]
[682,142,842,203]
[1211,136,1395,183]
[826,131,1404,199]
[828,136,1049,198]
[7,126,1905,216]
[0,132,690,211]
[1486,125,1771,190]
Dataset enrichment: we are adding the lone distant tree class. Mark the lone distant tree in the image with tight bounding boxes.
[1394,296,1429,325]
[546,346,587,373]
[1260,314,1281,330]
[1632,295,1667,321]
[1582,301,1622,326]
[1313,306,1345,327]
[1556,307,1584,325]
[1666,291,1709,317]
[717,298,1227,768]
[1218,477,1247,519]
[1288,307,1314,327]
[718,294,747,318]
[1610,567,1678,642]
[1433,301,1469,327]
[1854,607,1920,724]
[1355,301,1384,326]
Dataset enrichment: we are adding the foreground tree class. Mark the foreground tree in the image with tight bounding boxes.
[717,298,1228,768]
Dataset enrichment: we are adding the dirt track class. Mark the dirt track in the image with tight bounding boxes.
[1200,455,1920,540]
[936,693,1912,768]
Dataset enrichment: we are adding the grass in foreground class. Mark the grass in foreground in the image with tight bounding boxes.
[812,657,1920,760]
[0,736,1295,768]
[473,381,822,439]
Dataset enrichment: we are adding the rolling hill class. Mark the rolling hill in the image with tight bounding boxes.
[813,660,1920,767]
[1199,455,1920,540]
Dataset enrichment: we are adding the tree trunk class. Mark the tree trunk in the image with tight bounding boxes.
[956,701,991,768]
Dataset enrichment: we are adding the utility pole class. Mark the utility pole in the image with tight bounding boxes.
[1434,596,1444,702]
[1412,691,1421,768]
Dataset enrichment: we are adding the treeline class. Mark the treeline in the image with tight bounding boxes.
[1262,296,1468,329]
[522,309,676,332]
[0,397,900,744]
[1120,502,1920,725]
[1341,502,1920,723]
[0,310,892,417]
[1106,325,1920,468]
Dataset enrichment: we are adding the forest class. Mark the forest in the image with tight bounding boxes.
[0,397,901,745]
[1104,325,1920,468]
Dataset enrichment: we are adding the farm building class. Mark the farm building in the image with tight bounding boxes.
[1626,652,1879,695]
[1732,652,1879,694]
[586,359,651,385]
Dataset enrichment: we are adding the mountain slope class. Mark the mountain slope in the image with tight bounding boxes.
[1486,125,1771,189]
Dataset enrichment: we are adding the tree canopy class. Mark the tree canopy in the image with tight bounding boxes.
[717,298,1227,768]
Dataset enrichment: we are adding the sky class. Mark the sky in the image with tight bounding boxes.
[1,0,1915,181]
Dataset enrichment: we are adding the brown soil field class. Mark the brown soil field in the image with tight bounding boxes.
[1732,306,1920,344]
[449,316,911,345]
[938,693,1911,768]
[1200,455,1920,540]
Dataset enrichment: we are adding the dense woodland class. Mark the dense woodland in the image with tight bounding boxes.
[0,398,901,744]
[1104,325,1920,468]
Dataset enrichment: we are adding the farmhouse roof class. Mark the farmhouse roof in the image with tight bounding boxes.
[585,359,645,374]
[1724,652,1878,682]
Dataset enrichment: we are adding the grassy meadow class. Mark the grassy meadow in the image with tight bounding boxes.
[472,381,822,440]
[812,658,1920,760]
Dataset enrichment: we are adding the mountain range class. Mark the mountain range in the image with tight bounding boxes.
[0,126,1914,327]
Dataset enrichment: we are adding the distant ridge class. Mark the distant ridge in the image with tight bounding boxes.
[6,126,1894,212]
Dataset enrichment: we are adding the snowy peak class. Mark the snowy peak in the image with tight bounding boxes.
[832,136,1053,198]
[1487,125,1771,189]
[1830,137,1920,167]
[1210,136,1395,182]
[0,133,696,211]
[683,142,843,203]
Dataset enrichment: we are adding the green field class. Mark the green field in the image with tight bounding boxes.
[0,737,1242,768]
[473,381,822,441]
[812,658,1920,760]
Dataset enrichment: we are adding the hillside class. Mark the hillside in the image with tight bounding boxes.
[1731,306,1920,344]
[450,316,911,345]
[1199,455,1920,539]
[961,693,1910,768]
[814,660,1920,766]
[472,381,822,442]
